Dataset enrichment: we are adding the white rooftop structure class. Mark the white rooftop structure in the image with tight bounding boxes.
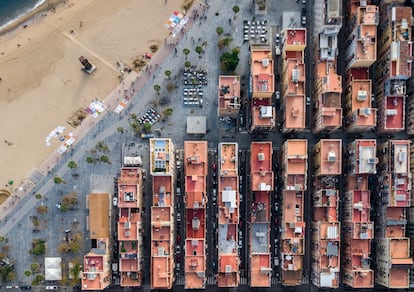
[45,257,62,281]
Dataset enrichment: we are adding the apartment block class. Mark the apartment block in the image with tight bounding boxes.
[281,140,307,286]
[183,141,208,289]
[346,139,377,175]
[281,29,306,133]
[342,175,374,288]
[313,63,342,133]
[249,45,275,133]
[217,142,240,287]
[344,69,377,132]
[82,193,111,290]
[375,140,413,288]
[249,142,273,287]
[150,138,175,290]
[375,5,412,133]
[406,76,414,135]
[218,76,241,117]
[117,167,144,287]
[344,3,378,70]
[311,140,341,288]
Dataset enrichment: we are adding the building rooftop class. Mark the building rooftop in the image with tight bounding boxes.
[354,6,378,63]
[250,254,271,287]
[118,168,142,209]
[250,46,274,95]
[384,96,405,130]
[285,58,305,95]
[284,140,308,175]
[349,190,371,223]
[184,141,207,209]
[284,29,307,49]
[251,99,275,129]
[250,142,273,192]
[152,175,172,207]
[151,257,172,289]
[87,193,110,239]
[281,190,305,252]
[389,140,410,173]
[285,95,305,130]
[349,139,377,175]
[217,223,239,287]
[184,238,206,289]
[82,238,110,290]
[315,139,342,176]
[325,0,342,26]
[219,75,241,116]
[150,139,174,175]
[350,78,376,127]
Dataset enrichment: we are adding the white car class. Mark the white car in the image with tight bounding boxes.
[46,287,58,291]
[306,96,311,106]
[113,197,118,206]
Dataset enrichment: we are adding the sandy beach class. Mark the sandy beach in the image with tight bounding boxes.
[0,0,185,192]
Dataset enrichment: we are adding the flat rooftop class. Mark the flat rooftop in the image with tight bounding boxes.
[250,47,274,94]
[390,140,410,173]
[118,168,141,209]
[354,139,377,174]
[219,142,238,177]
[284,140,308,175]
[384,96,405,130]
[150,138,173,175]
[251,223,270,253]
[184,239,206,289]
[219,75,241,113]
[250,254,271,287]
[350,79,376,127]
[184,141,208,175]
[285,29,306,47]
[317,139,342,175]
[250,142,273,192]
[185,209,205,239]
[88,193,110,239]
[285,95,305,129]
[152,175,172,207]
[354,6,378,62]
[286,58,305,95]
[218,176,239,225]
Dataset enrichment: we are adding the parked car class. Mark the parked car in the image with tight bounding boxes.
[177,212,181,222]
[276,91,280,99]
[113,197,118,207]
[46,287,58,291]
[175,245,181,254]
[301,8,307,26]
[306,96,311,106]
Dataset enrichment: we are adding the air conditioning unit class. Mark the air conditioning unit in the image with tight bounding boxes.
[357,90,367,101]
[124,221,131,229]
[367,158,377,164]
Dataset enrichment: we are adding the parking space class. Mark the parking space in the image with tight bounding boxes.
[137,108,161,125]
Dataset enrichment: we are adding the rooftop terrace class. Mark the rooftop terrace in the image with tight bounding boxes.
[250,47,274,94]
[384,96,405,130]
[315,139,342,176]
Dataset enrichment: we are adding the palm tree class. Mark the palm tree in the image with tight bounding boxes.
[182,48,190,60]
[164,70,172,79]
[184,61,192,68]
[54,176,64,184]
[195,46,203,58]
[232,5,240,18]
[154,84,161,96]
[216,26,224,36]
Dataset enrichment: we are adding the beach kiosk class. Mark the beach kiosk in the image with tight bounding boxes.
[79,56,97,74]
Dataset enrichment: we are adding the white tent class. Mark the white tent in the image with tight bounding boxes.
[45,257,62,281]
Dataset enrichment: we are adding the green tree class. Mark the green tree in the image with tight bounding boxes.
[30,262,40,273]
[117,127,124,134]
[30,239,46,255]
[35,193,42,200]
[67,161,78,169]
[100,156,110,163]
[130,121,142,134]
[154,84,161,96]
[216,26,224,36]
[53,176,64,184]
[86,157,94,164]
[163,107,173,116]
[184,61,192,68]
[232,5,240,17]
[182,48,190,59]
[195,46,203,58]
[69,260,82,284]
[142,123,152,134]
[220,48,240,72]
[24,270,32,276]
[164,70,172,79]
[95,141,109,152]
